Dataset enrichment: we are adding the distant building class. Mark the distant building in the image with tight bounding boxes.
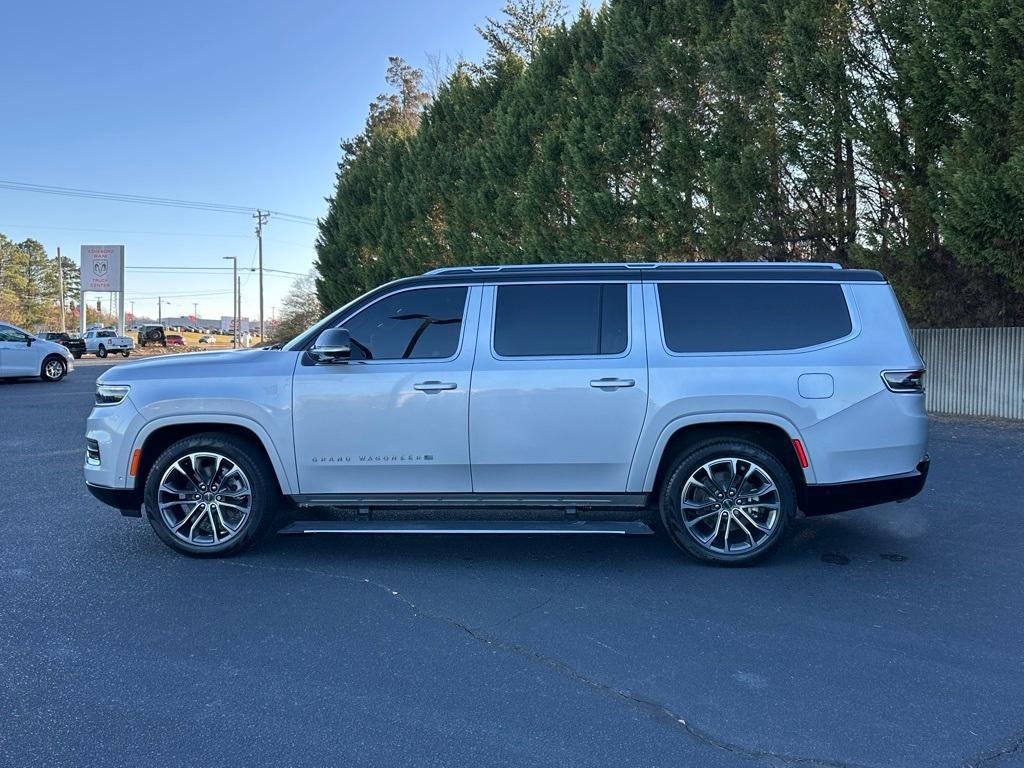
[161,315,221,329]
[220,315,250,333]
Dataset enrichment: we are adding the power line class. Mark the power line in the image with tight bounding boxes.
[125,289,235,299]
[0,222,256,239]
[125,266,306,276]
[0,180,318,225]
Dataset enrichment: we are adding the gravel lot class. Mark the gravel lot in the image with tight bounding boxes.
[1,364,1022,768]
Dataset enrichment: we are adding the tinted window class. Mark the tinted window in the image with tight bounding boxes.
[342,287,467,360]
[494,283,628,357]
[658,283,852,353]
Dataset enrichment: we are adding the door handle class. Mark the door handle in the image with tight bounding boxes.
[590,377,635,390]
[413,381,457,393]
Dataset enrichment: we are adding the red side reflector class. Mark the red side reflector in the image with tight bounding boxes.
[792,439,809,469]
[128,449,141,477]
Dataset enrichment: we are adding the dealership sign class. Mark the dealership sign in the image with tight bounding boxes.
[80,245,124,292]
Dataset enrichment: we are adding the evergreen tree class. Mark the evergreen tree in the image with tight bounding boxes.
[314,0,1024,326]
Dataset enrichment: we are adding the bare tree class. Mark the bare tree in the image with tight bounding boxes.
[477,0,566,67]
[274,272,324,342]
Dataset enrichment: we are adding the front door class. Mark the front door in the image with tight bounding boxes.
[0,325,39,376]
[292,285,479,495]
[469,282,649,493]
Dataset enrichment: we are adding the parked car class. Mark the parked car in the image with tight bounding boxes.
[84,262,929,562]
[165,334,185,346]
[1,322,73,381]
[198,335,216,344]
[37,331,87,359]
[82,329,133,358]
[138,324,166,348]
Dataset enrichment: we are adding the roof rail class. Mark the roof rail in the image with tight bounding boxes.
[425,261,842,275]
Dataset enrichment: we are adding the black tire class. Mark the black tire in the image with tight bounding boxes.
[72,352,82,359]
[161,340,167,347]
[659,439,796,566]
[139,340,146,348]
[122,350,130,357]
[97,345,107,358]
[40,355,67,382]
[143,432,280,557]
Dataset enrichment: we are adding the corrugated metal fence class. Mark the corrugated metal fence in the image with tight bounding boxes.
[911,327,1024,420]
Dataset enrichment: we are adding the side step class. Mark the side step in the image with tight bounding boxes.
[279,520,654,536]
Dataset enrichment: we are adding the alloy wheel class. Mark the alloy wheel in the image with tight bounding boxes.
[44,359,65,380]
[157,452,253,547]
[679,457,781,555]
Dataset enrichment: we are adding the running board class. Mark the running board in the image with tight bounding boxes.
[278,520,654,536]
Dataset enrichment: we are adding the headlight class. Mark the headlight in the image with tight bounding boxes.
[95,384,131,405]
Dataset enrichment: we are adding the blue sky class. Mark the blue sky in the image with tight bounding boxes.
[0,0,580,322]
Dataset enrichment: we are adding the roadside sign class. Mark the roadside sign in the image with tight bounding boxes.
[81,245,124,291]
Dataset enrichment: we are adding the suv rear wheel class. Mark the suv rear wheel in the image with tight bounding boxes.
[97,344,107,358]
[143,433,279,557]
[659,439,795,565]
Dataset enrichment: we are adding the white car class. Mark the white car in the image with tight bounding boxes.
[82,329,134,358]
[0,322,74,381]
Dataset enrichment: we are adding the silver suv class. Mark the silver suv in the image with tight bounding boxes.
[84,263,929,564]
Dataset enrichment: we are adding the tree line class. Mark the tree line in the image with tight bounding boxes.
[0,233,80,329]
[315,0,1024,327]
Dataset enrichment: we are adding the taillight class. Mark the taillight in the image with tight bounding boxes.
[882,369,925,393]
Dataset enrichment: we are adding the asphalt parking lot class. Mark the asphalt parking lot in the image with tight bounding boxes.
[1,364,1022,768]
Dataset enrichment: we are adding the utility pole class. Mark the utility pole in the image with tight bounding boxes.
[237,277,243,347]
[193,302,199,327]
[130,301,135,323]
[158,297,163,325]
[223,256,238,348]
[254,210,268,341]
[56,247,66,332]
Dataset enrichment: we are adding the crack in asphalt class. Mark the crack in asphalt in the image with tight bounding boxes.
[963,729,1024,767]
[226,559,876,768]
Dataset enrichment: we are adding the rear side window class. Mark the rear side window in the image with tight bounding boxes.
[493,283,628,357]
[658,283,852,353]
[342,286,468,360]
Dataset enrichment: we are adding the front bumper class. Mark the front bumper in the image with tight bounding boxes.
[801,456,930,516]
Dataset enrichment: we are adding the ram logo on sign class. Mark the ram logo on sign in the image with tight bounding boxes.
[81,245,124,292]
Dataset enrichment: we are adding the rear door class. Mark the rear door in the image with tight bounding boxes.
[469,282,648,492]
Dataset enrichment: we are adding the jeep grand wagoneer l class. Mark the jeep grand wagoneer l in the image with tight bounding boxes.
[85,263,928,564]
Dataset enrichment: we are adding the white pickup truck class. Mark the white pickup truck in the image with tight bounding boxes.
[82,329,134,358]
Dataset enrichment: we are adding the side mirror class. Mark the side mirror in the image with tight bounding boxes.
[24,335,32,347]
[310,328,351,364]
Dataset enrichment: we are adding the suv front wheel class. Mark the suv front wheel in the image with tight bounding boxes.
[659,440,795,565]
[143,433,279,557]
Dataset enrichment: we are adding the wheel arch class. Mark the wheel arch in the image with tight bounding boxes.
[130,417,295,496]
[641,415,813,500]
